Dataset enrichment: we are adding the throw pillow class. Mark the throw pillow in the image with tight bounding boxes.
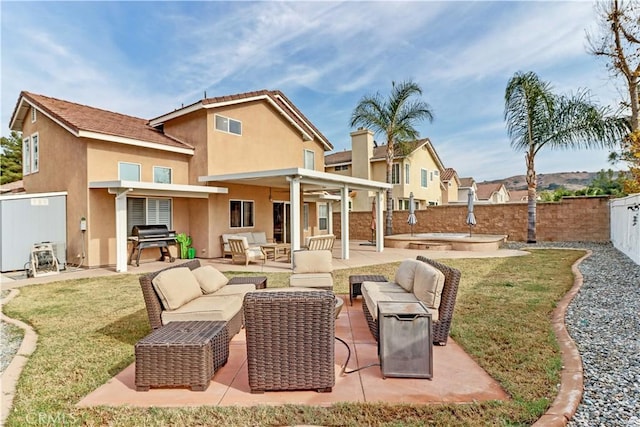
[192,265,229,294]
[152,267,203,310]
[412,261,445,310]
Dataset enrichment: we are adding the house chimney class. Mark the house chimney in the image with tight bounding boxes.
[350,128,374,181]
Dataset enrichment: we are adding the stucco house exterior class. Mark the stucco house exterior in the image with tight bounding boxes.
[324,128,446,212]
[458,177,478,202]
[9,90,390,272]
[475,182,510,204]
[440,168,460,204]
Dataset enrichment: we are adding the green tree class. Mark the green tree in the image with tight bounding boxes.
[504,71,629,242]
[350,80,434,236]
[1,131,23,185]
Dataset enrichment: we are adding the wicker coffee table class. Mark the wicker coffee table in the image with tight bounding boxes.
[228,276,267,289]
[348,274,387,305]
[135,321,229,391]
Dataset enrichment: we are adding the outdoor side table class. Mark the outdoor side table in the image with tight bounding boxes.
[228,276,267,289]
[378,301,432,379]
[348,274,387,305]
[135,320,229,391]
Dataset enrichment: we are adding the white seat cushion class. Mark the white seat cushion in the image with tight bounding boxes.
[362,281,405,293]
[289,273,333,289]
[152,267,203,310]
[161,294,243,323]
[192,265,229,294]
[292,250,332,274]
[213,283,256,296]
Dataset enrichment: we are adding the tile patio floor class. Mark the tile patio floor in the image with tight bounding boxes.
[78,296,508,408]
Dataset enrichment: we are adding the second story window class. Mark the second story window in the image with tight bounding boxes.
[304,149,315,170]
[215,114,242,135]
[421,169,428,188]
[119,162,141,181]
[391,163,400,185]
[405,164,410,184]
[23,137,31,175]
[334,165,349,171]
[153,166,172,184]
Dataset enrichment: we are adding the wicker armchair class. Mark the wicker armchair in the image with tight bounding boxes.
[243,290,335,393]
[228,237,266,266]
[362,256,461,346]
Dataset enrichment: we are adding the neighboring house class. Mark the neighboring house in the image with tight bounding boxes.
[458,177,478,202]
[9,90,390,271]
[440,168,460,204]
[325,128,446,212]
[508,189,529,202]
[476,182,510,204]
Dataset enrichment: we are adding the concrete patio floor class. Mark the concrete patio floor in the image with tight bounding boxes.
[78,296,508,408]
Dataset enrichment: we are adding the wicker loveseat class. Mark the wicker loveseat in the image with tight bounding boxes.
[361,256,461,346]
[139,260,258,338]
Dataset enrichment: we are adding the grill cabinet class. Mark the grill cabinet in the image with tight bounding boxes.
[128,225,177,266]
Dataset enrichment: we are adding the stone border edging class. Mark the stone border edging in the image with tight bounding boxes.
[532,249,591,426]
[1,288,38,426]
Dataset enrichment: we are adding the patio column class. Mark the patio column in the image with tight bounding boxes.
[328,201,334,235]
[114,188,131,272]
[341,185,350,260]
[376,190,384,252]
[289,176,301,256]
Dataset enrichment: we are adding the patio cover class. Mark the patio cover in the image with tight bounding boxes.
[199,168,391,261]
[89,180,228,272]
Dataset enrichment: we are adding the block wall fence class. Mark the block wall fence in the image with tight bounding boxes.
[332,196,611,242]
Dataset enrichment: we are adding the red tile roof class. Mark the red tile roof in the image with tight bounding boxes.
[14,92,192,150]
[325,138,432,165]
[476,182,504,200]
[458,177,475,188]
[440,167,457,182]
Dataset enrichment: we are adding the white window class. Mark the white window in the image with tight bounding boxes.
[23,137,31,175]
[215,114,242,135]
[304,149,315,170]
[153,166,172,184]
[421,169,428,188]
[31,108,36,123]
[405,164,410,184]
[334,165,349,171]
[430,171,434,181]
[303,204,309,230]
[318,203,328,230]
[399,199,409,210]
[126,197,172,235]
[119,162,141,181]
[230,200,254,228]
[391,163,400,185]
[31,134,39,173]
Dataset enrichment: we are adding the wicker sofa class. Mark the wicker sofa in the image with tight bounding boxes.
[361,256,461,346]
[139,260,258,338]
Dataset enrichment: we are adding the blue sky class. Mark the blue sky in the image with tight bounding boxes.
[1,1,625,181]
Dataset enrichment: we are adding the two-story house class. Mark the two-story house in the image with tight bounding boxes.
[476,183,511,204]
[9,90,390,271]
[325,128,446,212]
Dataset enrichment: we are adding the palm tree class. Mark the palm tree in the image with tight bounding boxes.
[351,80,434,236]
[504,71,629,242]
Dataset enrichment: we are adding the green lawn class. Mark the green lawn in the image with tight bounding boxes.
[2,249,583,426]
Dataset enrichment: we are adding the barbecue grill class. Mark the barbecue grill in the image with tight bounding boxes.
[128,225,177,266]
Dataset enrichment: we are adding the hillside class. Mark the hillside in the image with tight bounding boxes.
[479,171,603,191]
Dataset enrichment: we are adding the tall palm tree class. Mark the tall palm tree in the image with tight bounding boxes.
[504,71,629,242]
[351,80,434,236]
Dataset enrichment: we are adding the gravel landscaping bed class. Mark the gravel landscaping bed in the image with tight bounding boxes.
[0,320,24,374]
[504,242,640,427]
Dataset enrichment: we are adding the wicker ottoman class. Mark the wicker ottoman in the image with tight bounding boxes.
[135,321,229,391]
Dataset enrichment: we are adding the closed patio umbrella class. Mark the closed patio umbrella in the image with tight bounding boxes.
[407,192,417,236]
[466,188,476,236]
